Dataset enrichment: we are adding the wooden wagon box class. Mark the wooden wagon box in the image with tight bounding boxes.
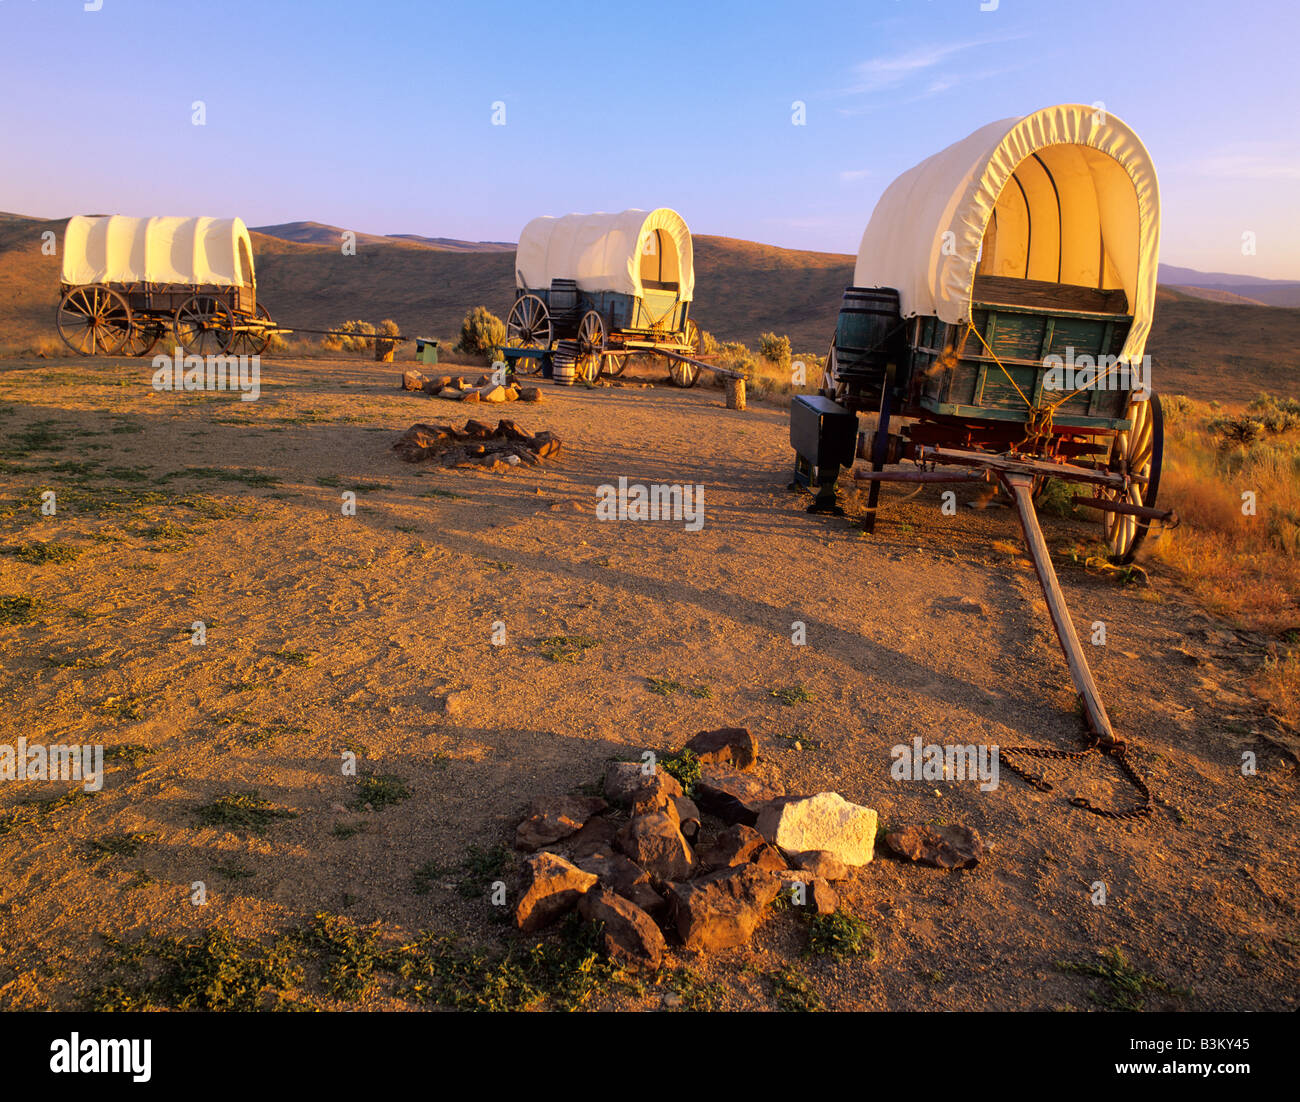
[113,283,256,317]
[912,276,1135,429]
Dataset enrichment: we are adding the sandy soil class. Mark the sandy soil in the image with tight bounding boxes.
[0,353,1295,1011]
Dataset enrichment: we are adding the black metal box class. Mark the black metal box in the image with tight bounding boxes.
[790,394,858,472]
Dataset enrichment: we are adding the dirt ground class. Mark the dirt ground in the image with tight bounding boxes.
[0,352,1295,1011]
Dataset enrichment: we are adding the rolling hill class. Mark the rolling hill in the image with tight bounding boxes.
[1157,263,1300,308]
[252,221,514,253]
[1,213,1296,401]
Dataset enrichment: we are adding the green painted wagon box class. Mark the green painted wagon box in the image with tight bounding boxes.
[914,277,1136,429]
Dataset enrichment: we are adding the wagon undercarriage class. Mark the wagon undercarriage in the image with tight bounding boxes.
[56,283,283,358]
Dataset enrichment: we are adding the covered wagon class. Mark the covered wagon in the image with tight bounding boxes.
[57,215,277,357]
[504,208,701,385]
[808,103,1166,565]
[791,105,1177,794]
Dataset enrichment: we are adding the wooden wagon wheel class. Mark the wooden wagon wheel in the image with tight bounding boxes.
[574,310,606,384]
[56,286,131,356]
[668,360,699,388]
[120,319,163,358]
[174,294,234,356]
[229,303,274,358]
[667,319,702,387]
[1101,392,1164,565]
[506,294,552,375]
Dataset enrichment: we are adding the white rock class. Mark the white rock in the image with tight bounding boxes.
[756,792,878,867]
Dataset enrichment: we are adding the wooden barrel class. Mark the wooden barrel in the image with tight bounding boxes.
[548,279,580,336]
[552,339,578,385]
[833,287,903,396]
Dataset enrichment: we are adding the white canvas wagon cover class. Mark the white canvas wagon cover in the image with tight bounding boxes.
[515,208,694,301]
[854,103,1161,365]
[61,215,255,287]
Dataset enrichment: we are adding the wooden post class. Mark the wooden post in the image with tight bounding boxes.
[1001,471,1118,748]
[725,376,746,410]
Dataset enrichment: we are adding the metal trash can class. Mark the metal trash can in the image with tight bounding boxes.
[415,338,439,366]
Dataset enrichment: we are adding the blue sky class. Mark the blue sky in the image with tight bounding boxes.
[2,0,1297,277]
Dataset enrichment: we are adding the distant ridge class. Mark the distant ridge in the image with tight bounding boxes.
[252,221,514,253]
[1157,263,1300,308]
[1,212,1295,401]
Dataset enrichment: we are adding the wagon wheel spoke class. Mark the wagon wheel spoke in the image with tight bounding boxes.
[121,322,161,357]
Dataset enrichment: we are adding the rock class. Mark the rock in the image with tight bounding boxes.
[632,774,685,818]
[517,386,543,403]
[503,386,519,402]
[694,766,779,825]
[695,823,766,871]
[527,430,562,458]
[496,419,533,443]
[603,761,647,804]
[756,792,878,867]
[481,384,509,403]
[616,810,695,881]
[773,871,833,912]
[884,824,983,869]
[810,879,838,914]
[463,419,495,438]
[421,378,445,396]
[561,815,620,860]
[402,370,427,391]
[515,795,608,851]
[474,374,491,387]
[607,762,684,813]
[575,852,666,918]
[514,852,597,933]
[666,865,781,952]
[460,390,481,404]
[788,850,849,881]
[685,727,758,771]
[673,795,701,842]
[391,422,452,461]
[752,844,789,873]
[578,887,666,968]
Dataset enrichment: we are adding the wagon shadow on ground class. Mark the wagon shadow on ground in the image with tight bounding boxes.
[3,384,1171,762]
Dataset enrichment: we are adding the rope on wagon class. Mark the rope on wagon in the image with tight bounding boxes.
[966,323,1055,449]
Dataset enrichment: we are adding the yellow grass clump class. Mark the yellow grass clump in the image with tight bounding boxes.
[1148,394,1299,728]
[1150,394,1300,630]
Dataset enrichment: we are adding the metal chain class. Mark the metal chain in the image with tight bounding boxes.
[999,734,1154,820]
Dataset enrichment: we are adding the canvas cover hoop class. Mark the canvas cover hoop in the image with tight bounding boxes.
[853,104,1160,366]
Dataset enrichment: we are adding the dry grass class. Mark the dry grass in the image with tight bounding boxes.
[1148,393,1300,728]
[695,339,824,407]
[0,335,73,359]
